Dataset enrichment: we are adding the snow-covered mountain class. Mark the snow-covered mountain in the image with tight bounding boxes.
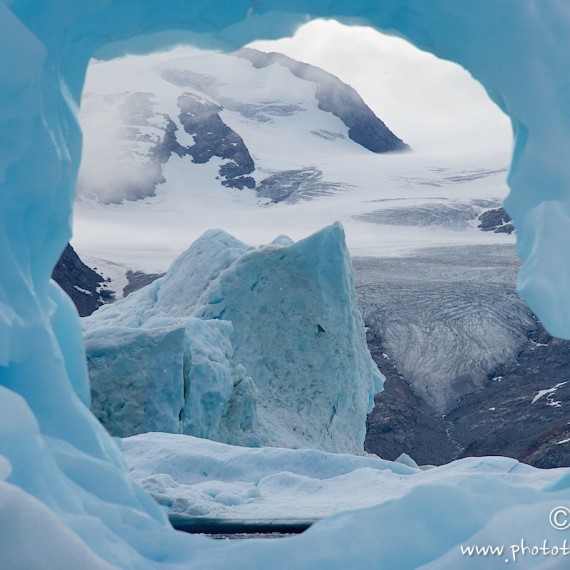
[51,244,114,316]
[77,47,406,207]
[73,46,511,278]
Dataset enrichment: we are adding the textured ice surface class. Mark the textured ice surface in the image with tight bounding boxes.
[84,224,382,453]
[355,247,536,412]
[123,432,562,520]
[86,325,186,436]
[3,1,570,569]
[0,479,115,570]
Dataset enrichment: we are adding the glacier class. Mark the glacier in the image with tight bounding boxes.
[3,1,570,569]
[84,224,382,453]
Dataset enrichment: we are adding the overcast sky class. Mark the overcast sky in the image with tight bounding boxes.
[249,19,512,158]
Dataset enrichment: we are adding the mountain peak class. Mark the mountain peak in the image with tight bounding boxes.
[78,46,408,206]
[236,47,409,154]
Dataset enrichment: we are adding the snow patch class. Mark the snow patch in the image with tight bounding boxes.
[73,285,93,296]
[531,382,567,405]
[123,433,563,523]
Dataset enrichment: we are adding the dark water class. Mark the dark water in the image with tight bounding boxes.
[203,532,297,540]
[170,517,315,540]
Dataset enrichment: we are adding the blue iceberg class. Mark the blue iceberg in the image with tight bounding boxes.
[84,224,382,453]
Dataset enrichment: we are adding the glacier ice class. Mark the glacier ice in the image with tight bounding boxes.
[87,325,187,436]
[0,479,115,570]
[84,224,382,453]
[3,1,570,568]
[122,432,564,521]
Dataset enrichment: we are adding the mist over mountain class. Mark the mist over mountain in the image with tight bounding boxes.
[77,47,407,206]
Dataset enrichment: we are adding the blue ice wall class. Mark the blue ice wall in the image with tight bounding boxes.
[2,1,570,567]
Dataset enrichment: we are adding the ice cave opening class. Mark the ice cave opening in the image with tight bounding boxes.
[3,2,570,569]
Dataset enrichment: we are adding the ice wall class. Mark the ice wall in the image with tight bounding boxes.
[2,0,570,568]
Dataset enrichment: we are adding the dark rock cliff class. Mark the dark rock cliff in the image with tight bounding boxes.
[52,244,113,316]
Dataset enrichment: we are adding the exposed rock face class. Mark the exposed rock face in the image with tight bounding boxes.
[237,48,409,154]
[478,206,514,234]
[123,270,165,297]
[256,167,346,203]
[51,244,113,316]
[519,419,570,468]
[449,325,570,468]
[176,94,256,189]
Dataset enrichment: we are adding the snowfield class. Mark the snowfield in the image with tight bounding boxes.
[74,152,513,280]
